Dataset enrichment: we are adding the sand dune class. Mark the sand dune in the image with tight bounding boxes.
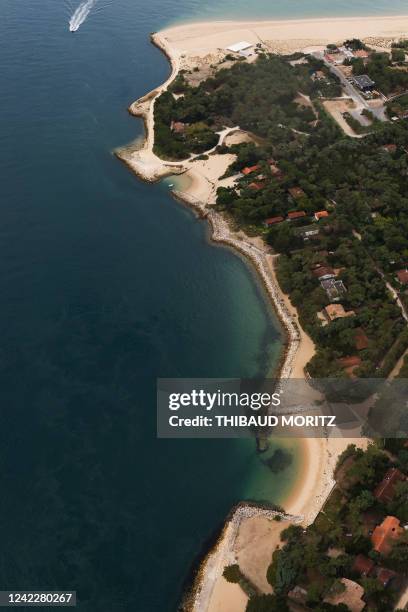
[160,15,408,57]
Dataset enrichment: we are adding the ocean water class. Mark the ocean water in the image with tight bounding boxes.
[0,0,405,610]
[168,0,408,23]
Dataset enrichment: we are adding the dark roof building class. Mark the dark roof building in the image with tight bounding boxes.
[321,278,346,302]
[353,74,375,91]
[374,467,405,504]
[293,224,319,239]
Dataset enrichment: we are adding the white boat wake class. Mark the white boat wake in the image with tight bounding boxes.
[69,0,97,32]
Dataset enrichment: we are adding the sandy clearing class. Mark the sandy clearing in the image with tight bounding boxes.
[235,515,291,593]
[323,99,364,138]
[207,578,248,612]
[183,153,236,203]
[224,130,258,146]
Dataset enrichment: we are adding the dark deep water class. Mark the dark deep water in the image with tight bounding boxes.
[1,0,405,609]
[0,1,285,610]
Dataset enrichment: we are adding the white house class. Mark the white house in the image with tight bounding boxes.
[226,41,253,53]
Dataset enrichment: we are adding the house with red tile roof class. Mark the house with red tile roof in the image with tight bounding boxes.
[339,356,362,368]
[312,265,335,279]
[325,53,346,65]
[374,468,405,504]
[242,164,261,175]
[263,216,284,227]
[396,269,408,285]
[248,181,265,191]
[287,210,306,220]
[382,144,397,154]
[338,355,362,376]
[315,210,329,221]
[354,49,370,59]
[170,121,186,134]
[324,304,355,322]
[372,516,403,556]
[321,277,346,301]
[269,163,284,179]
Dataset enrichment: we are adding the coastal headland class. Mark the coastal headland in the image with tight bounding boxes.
[113,15,408,611]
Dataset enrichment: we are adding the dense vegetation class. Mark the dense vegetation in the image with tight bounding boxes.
[153,54,338,159]
[218,102,408,375]
[244,442,408,611]
[155,48,408,377]
[387,93,408,119]
[277,247,406,378]
[351,51,408,96]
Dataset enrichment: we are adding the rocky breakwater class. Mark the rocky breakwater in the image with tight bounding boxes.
[173,190,301,380]
[186,502,303,612]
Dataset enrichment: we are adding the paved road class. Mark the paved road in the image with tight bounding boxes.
[312,51,387,123]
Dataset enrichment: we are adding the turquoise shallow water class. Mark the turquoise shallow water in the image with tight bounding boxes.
[168,0,408,24]
[1,0,406,610]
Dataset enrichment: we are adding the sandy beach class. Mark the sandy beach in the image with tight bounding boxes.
[202,435,368,612]
[115,15,393,611]
[159,15,408,57]
[117,13,408,383]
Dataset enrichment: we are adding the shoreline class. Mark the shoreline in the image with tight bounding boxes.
[116,29,305,381]
[171,191,289,378]
[160,13,408,32]
[173,189,301,378]
[166,13,408,28]
[158,15,408,58]
[181,501,304,612]
[115,17,379,611]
